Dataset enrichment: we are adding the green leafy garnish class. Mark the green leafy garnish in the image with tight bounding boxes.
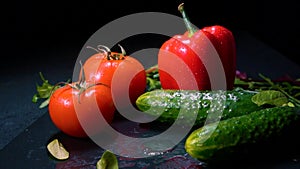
[96,150,118,169]
[235,73,300,107]
[145,65,161,91]
[251,90,289,107]
[32,72,69,108]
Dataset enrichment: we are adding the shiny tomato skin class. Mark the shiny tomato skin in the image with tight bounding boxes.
[82,52,147,106]
[48,83,116,138]
[81,52,106,81]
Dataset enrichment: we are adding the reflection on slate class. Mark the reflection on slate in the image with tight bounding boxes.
[0,109,300,169]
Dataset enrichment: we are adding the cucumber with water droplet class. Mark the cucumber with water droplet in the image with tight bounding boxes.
[185,106,299,161]
[136,88,263,126]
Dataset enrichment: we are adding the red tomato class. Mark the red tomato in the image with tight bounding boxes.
[48,82,116,138]
[81,46,147,108]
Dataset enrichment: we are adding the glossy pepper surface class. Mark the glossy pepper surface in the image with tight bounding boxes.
[158,3,236,90]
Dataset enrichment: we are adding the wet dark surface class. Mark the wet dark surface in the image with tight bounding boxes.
[0,108,300,169]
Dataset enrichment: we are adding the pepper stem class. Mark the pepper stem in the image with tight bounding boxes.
[178,3,197,37]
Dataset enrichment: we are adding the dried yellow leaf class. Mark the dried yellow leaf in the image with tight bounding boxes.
[47,139,69,160]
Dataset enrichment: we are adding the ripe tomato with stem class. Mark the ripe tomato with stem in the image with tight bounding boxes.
[48,63,116,138]
[81,44,147,108]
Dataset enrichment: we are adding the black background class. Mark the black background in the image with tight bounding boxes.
[1,0,299,74]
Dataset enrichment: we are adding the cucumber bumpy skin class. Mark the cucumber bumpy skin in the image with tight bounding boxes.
[136,88,262,126]
[185,106,299,161]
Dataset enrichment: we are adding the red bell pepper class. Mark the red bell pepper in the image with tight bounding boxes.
[158,3,236,90]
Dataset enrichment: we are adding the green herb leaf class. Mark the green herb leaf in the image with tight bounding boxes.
[287,102,295,107]
[251,90,288,107]
[39,98,50,109]
[32,94,39,103]
[235,72,300,107]
[145,65,161,91]
[96,150,118,169]
[146,77,161,91]
[32,72,69,108]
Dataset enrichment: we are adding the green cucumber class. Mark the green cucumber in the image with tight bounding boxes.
[136,88,263,126]
[185,106,299,161]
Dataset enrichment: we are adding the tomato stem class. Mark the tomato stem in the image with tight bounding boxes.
[97,45,111,53]
[118,44,126,56]
[86,46,100,53]
[38,72,47,82]
[86,44,126,60]
[71,61,111,103]
[178,3,197,37]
